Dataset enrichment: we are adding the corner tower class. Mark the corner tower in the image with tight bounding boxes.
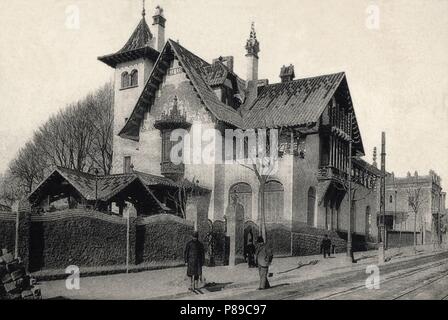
[98,4,165,136]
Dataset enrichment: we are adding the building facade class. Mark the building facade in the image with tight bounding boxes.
[98,6,380,256]
[385,171,445,245]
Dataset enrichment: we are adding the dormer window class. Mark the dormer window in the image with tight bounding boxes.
[121,69,138,89]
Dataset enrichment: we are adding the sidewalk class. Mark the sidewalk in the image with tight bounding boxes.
[40,244,447,300]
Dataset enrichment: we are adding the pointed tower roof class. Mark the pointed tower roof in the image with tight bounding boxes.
[118,16,153,53]
[98,9,159,68]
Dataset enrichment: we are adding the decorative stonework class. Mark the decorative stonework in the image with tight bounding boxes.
[154,96,191,130]
[245,22,260,57]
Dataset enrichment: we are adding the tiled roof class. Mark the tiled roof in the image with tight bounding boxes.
[27,167,177,208]
[169,40,244,127]
[134,171,178,187]
[204,62,228,86]
[118,41,364,154]
[118,17,153,53]
[243,72,345,128]
[98,17,159,68]
[28,167,209,206]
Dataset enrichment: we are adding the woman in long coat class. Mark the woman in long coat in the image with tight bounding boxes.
[184,231,205,291]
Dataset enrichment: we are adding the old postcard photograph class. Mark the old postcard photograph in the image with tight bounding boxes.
[0,0,447,307]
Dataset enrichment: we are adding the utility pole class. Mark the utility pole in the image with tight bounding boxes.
[346,113,353,262]
[378,132,386,263]
[381,132,386,250]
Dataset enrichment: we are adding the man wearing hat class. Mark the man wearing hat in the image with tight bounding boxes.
[184,231,205,292]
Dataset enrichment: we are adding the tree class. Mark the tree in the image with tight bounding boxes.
[407,177,425,251]
[4,82,114,201]
[0,171,26,207]
[238,128,279,242]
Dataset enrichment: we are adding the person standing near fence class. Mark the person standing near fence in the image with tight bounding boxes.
[184,231,205,292]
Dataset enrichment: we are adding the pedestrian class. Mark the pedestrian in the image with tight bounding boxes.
[320,234,332,258]
[184,231,205,292]
[255,236,273,290]
[245,239,256,268]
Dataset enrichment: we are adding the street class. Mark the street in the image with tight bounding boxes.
[184,250,448,300]
[40,247,448,300]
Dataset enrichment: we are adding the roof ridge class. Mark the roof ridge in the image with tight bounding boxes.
[264,71,346,88]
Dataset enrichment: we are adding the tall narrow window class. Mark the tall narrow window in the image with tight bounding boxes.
[366,206,371,236]
[123,156,131,174]
[307,187,316,226]
[121,72,129,88]
[130,69,138,86]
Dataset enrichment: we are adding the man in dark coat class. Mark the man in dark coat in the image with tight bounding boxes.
[184,231,205,291]
[255,236,273,290]
[245,239,256,268]
[320,234,332,258]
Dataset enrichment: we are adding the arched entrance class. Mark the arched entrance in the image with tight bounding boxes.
[229,183,252,220]
[227,183,251,265]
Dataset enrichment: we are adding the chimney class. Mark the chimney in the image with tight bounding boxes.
[152,6,166,52]
[245,22,260,82]
[279,64,295,83]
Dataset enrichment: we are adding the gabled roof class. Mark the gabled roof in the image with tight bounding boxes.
[244,73,364,154]
[168,40,245,127]
[117,41,365,154]
[27,167,179,209]
[118,39,245,140]
[98,16,159,68]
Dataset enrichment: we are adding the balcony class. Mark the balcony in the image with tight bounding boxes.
[317,166,348,185]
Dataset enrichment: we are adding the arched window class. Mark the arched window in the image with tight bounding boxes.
[121,72,129,88]
[389,194,393,203]
[130,69,138,87]
[307,187,316,226]
[229,183,252,220]
[264,181,284,222]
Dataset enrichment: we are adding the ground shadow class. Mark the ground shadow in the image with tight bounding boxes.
[265,283,290,290]
[202,282,233,292]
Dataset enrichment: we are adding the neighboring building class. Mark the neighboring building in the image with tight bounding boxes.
[97,5,380,255]
[385,170,444,244]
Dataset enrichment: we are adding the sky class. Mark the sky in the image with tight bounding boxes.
[0,0,447,190]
